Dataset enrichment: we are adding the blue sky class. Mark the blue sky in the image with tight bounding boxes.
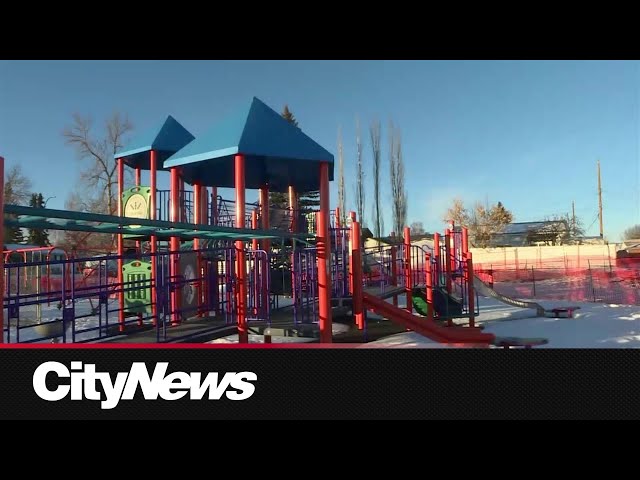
[1,60,638,241]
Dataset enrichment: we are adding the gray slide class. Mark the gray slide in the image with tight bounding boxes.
[473,275,546,317]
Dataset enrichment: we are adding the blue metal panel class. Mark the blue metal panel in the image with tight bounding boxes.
[163,97,334,190]
[115,115,195,170]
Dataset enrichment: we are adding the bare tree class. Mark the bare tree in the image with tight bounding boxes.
[61,112,134,253]
[445,198,513,248]
[624,224,640,241]
[354,116,366,226]
[56,192,115,254]
[337,126,346,226]
[63,112,134,216]
[389,121,407,237]
[445,197,470,227]
[410,221,425,235]
[3,165,33,205]
[370,119,383,239]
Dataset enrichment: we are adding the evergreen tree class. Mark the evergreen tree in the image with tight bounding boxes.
[27,193,50,246]
[281,105,298,127]
[279,105,320,214]
[4,224,24,245]
[3,167,33,245]
[266,106,296,212]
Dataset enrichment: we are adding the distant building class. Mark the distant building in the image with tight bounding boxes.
[488,221,575,247]
[615,241,640,266]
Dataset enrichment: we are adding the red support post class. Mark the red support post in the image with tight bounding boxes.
[433,232,440,288]
[444,228,452,294]
[467,251,475,328]
[258,185,270,310]
[391,246,398,307]
[449,222,457,278]
[211,186,218,225]
[149,150,158,326]
[462,227,469,257]
[201,186,210,312]
[117,157,125,332]
[251,210,259,252]
[403,226,412,314]
[0,156,4,342]
[193,182,203,317]
[351,220,364,330]
[193,183,201,237]
[134,167,141,254]
[318,162,333,342]
[288,185,297,233]
[425,252,433,321]
[235,154,248,343]
[335,207,341,228]
[169,167,181,326]
[251,208,260,316]
[259,185,270,252]
[179,177,186,223]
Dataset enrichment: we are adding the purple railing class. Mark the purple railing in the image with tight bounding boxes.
[2,245,274,344]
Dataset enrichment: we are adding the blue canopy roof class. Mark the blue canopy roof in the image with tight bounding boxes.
[164,97,334,191]
[115,115,195,170]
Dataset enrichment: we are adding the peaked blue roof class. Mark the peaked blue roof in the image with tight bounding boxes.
[115,115,195,170]
[164,97,334,191]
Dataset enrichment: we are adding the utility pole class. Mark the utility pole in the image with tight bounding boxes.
[572,200,576,235]
[597,159,604,239]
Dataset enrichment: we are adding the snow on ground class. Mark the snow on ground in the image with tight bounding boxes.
[366,295,640,348]
[6,290,640,348]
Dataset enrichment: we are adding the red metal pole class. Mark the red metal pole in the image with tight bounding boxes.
[259,185,270,252]
[445,228,452,294]
[193,183,201,248]
[433,232,440,288]
[170,167,180,326]
[352,220,363,330]
[467,251,475,328]
[150,150,158,326]
[318,162,333,342]
[462,227,469,257]
[193,182,203,317]
[201,186,210,312]
[391,246,398,307]
[288,185,297,233]
[251,208,259,316]
[403,226,412,314]
[425,252,433,321]
[211,186,218,225]
[235,154,248,343]
[251,210,259,251]
[117,158,125,332]
[0,156,4,342]
[134,167,141,254]
[335,207,341,228]
[179,177,186,223]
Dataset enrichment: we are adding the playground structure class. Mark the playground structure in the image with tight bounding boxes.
[1,97,552,347]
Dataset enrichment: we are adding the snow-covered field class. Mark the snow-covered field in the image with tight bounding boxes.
[365,296,640,348]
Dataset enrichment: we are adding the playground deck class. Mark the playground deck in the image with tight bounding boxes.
[363,285,405,300]
[97,317,235,343]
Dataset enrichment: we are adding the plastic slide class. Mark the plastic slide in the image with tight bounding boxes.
[411,289,430,317]
[472,275,546,316]
[362,292,496,345]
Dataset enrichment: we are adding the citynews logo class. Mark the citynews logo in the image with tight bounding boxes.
[33,361,257,410]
